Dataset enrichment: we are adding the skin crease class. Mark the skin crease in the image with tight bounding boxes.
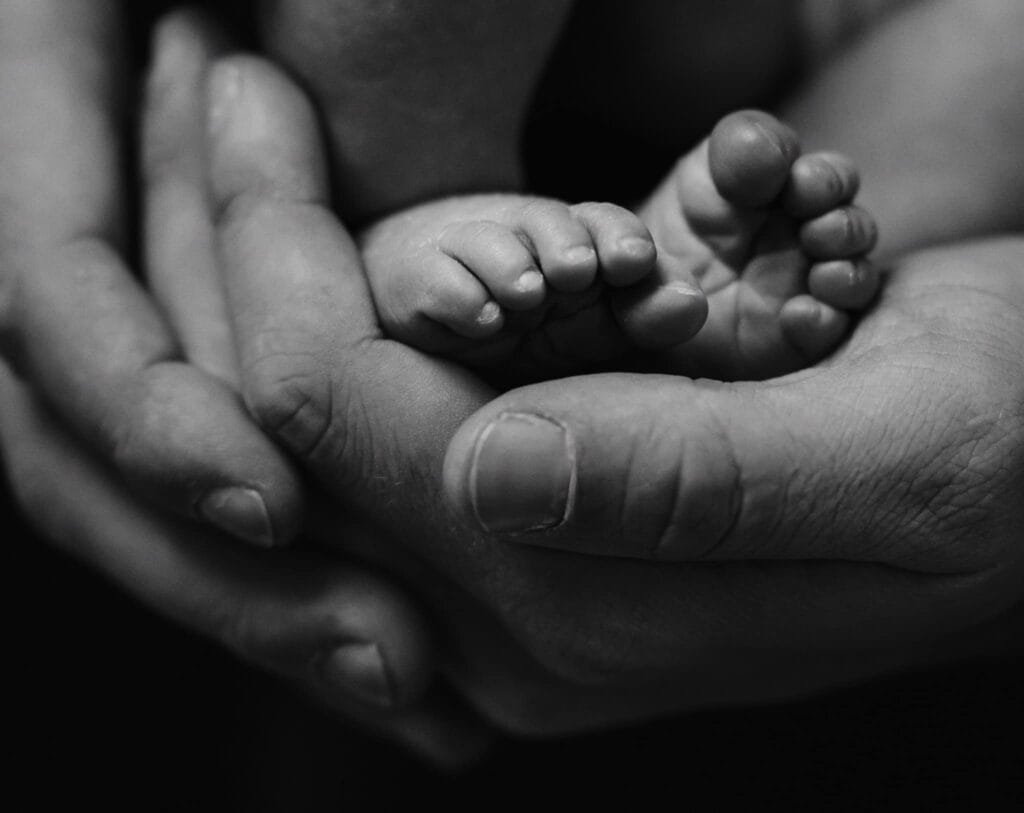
[201,52,1024,734]
[0,3,494,766]
[2,0,1023,750]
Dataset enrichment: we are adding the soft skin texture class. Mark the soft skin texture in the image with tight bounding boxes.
[4,0,1024,745]
[0,3,482,765]
[360,113,878,381]
[0,1,302,549]
[203,56,1024,734]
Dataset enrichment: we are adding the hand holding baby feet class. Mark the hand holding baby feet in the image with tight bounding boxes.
[360,194,708,380]
[639,109,880,380]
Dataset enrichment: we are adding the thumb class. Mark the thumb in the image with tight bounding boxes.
[442,359,992,573]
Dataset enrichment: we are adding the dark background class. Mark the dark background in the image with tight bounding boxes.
[8,3,1021,809]
[7,484,1022,811]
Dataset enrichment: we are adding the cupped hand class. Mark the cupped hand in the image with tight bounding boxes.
[203,50,1024,735]
[0,1,305,547]
[441,237,1024,660]
[0,4,480,765]
[0,357,491,765]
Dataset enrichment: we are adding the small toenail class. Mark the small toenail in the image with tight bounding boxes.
[515,269,545,294]
[666,282,704,299]
[618,237,655,256]
[477,301,502,325]
[563,245,596,265]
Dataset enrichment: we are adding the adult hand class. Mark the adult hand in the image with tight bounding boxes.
[0,3,480,764]
[205,51,1024,734]
[0,359,490,765]
[0,0,301,548]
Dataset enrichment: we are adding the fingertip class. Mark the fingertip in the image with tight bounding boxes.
[115,363,306,548]
[387,687,497,771]
[206,54,327,207]
[311,568,438,709]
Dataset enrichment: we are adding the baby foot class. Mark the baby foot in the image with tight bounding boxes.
[360,194,708,378]
[639,109,880,380]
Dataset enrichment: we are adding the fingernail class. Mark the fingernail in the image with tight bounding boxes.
[319,643,395,709]
[469,412,575,533]
[199,487,275,548]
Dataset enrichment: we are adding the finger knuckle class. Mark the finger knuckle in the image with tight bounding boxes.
[615,419,747,561]
[215,188,280,239]
[106,366,181,482]
[243,348,337,463]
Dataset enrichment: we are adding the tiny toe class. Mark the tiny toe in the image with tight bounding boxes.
[515,200,599,293]
[800,205,879,260]
[571,202,657,287]
[611,279,708,349]
[781,295,849,361]
[438,220,545,310]
[708,110,801,208]
[808,259,880,310]
[421,255,505,339]
[783,152,860,218]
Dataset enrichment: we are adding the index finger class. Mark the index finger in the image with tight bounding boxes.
[0,2,303,547]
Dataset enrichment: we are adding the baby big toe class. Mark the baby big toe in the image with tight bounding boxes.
[708,110,801,208]
[571,202,657,287]
[808,259,880,311]
[781,295,850,361]
[800,205,878,260]
[612,278,708,350]
[438,220,546,311]
[782,152,860,219]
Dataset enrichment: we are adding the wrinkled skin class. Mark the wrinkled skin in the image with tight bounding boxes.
[198,54,1024,732]
[3,0,1023,749]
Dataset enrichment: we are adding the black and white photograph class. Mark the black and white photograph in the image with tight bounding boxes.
[3,1,1023,808]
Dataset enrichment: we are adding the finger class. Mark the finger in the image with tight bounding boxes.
[142,9,237,383]
[440,303,1009,574]
[0,361,438,717]
[201,56,1014,667]
[0,12,303,547]
[207,55,493,501]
